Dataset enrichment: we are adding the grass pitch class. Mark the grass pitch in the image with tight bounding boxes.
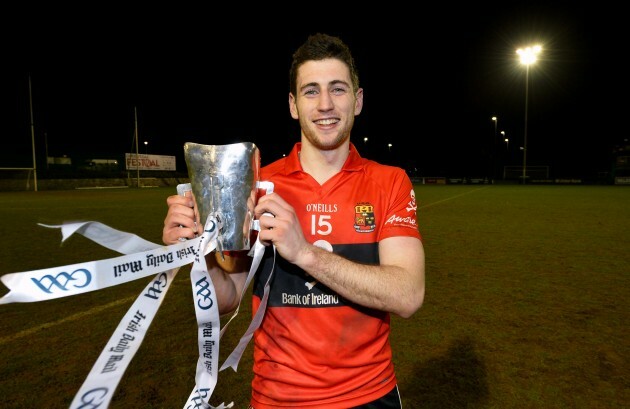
[0,185,628,408]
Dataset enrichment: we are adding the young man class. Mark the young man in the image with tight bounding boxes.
[162,33,425,409]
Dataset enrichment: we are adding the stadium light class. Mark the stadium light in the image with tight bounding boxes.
[517,44,542,184]
[144,141,148,155]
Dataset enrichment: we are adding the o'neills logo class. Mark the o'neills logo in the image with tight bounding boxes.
[354,203,376,233]
[385,214,417,227]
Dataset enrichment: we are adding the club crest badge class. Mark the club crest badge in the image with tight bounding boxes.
[354,203,376,233]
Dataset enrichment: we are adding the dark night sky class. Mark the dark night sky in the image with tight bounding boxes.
[1,4,625,179]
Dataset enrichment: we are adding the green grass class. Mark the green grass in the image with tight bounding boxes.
[1,186,629,408]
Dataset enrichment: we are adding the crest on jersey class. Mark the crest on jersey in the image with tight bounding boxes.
[354,203,376,233]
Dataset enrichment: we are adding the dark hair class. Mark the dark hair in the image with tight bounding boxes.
[289,33,360,97]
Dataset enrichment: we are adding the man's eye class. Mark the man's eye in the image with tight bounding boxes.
[332,87,347,94]
[304,89,318,96]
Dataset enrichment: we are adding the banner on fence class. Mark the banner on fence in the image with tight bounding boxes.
[125,153,176,171]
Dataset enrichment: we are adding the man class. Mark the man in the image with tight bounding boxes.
[162,33,425,409]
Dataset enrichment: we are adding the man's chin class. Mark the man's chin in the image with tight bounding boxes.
[310,134,350,151]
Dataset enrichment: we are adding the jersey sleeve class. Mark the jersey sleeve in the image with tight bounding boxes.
[378,169,422,241]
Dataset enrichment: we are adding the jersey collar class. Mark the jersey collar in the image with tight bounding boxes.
[284,142,364,175]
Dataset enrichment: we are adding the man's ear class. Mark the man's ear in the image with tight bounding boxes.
[354,88,364,115]
[289,92,299,119]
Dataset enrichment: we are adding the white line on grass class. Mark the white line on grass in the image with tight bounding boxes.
[0,295,136,346]
[418,186,490,210]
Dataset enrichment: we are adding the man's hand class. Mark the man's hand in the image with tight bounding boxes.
[254,192,309,264]
[162,193,200,245]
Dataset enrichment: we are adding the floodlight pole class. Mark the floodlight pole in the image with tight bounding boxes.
[29,75,38,192]
[522,65,529,184]
[491,116,497,182]
[134,107,140,188]
[517,45,541,185]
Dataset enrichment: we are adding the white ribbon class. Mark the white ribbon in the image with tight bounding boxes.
[0,182,277,408]
[0,222,205,304]
[21,219,217,408]
[220,238,275,371]
[69,268,180,408]
[188,215,224,408]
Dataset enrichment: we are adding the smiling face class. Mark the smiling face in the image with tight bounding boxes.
[289,58,363,151]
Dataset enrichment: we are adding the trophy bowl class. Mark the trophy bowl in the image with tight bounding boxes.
[184,141,260,251]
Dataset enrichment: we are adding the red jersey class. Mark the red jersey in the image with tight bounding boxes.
[249,142,421,408]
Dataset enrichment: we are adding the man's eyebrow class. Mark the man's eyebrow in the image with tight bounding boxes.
[299,81,320,91]
[299,79,350,91]
[329,79,350,87]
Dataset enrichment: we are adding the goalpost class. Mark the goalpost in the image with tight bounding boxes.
[503,165,549,181]
[2,76,40,192]
[0,167,36,191]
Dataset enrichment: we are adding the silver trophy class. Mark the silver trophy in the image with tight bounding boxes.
[184,141,261,251]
